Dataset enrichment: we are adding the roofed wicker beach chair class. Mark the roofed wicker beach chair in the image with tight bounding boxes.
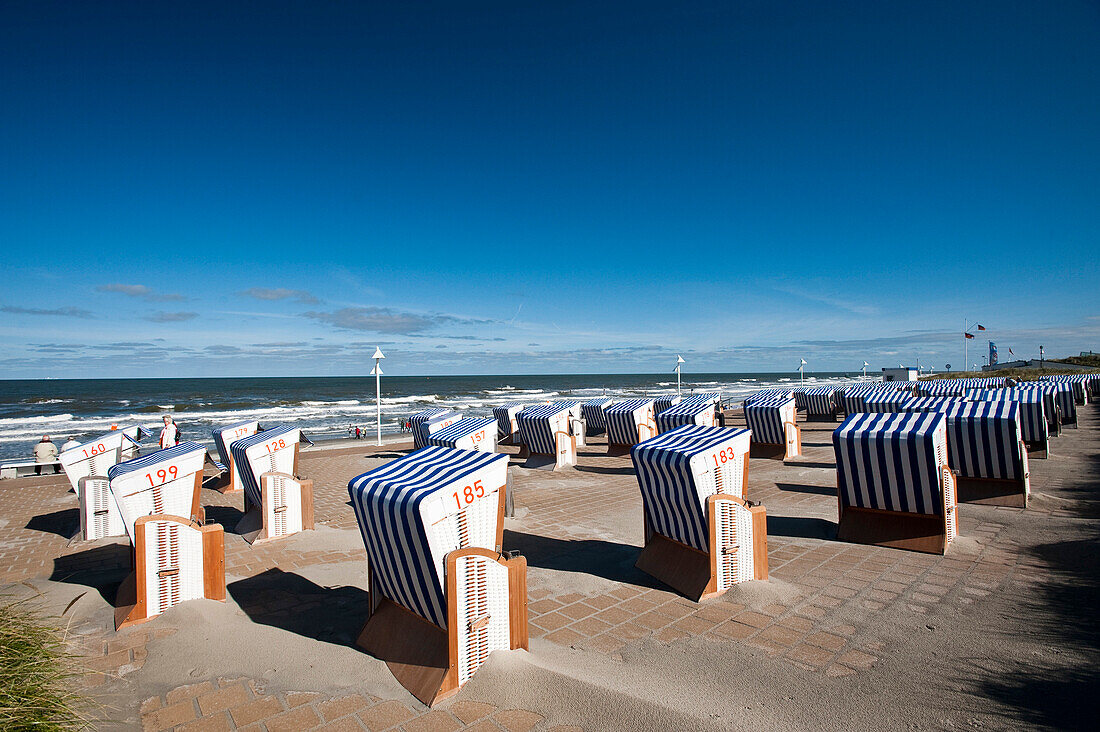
[492,402,525,445]
[409,409,463,449]
[59,429,143,541]
[861,391,916,413]
[107,442,225,628]
[605,398,657,456]
[743,388,794,407]
[554,399,588,447]
[209,420,261,493]
[800,386,840,421]
[743,397,801,460]
[837,383,881,415]
[581,397,614,437]
[516,402,576,469]
[1033,379,1077,428]
[347,447,527,706]
[1041,374,1089,406]
[427,416,498,453]
[229,426,314,544]
[655,399,716,433]
[919,380,967,397]
[630,425,764,601]
[973,388,1051,458]
[832,412,957,555]
[652,395,682,416]
[944,401,1029,507]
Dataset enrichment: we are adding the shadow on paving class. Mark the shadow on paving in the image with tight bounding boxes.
[48,542,131,604]
[573,464,636,476]
[960,450,1100,728]
[26,508,79,538]
[783,460,837,470]
[775,482,836,497]
[765,516,837,541]
[503,529,661,589]
[202,504,246,533]
[228,568,368,646]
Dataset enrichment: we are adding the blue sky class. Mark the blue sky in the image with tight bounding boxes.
[2,1,1098,378]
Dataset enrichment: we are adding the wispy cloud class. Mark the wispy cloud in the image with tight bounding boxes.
[146,311,198,323]
[303,306,494,334]
[97,283,185,302]
[239,287,320,305]
[2,305,93,318]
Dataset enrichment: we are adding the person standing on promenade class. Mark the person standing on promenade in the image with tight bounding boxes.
[62,436,80,452]
[33,435,59,475]
[159,415,178,449]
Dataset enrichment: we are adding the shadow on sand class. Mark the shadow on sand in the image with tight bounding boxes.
[48,542,131,605]
[503,529,661,589]
[228,568,369,646]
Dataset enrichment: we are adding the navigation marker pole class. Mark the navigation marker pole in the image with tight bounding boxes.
[862,361,869,379]
[675,355,685,397]
[371,347,385,446]
[799,358,807,387]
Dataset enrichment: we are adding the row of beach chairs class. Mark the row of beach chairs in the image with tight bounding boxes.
[55,422,317,629]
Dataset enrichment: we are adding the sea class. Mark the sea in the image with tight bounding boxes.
[0,372,865,461]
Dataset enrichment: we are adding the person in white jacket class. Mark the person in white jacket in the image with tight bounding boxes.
[159,416,178,449]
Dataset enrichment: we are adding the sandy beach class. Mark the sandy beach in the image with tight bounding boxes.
[1,406,1097,731]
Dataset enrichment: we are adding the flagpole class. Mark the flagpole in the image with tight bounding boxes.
[371,347,385,447]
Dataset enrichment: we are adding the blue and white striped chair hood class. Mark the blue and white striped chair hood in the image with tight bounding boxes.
[1029,380,1075,421]
[943,401,1024,480]
[426,417,497,449]
[652,396,682,416]
[605,399,655,446]
[833,412,947,515]
[744,397,796,444]
[229,425,305,510]
[211,420,260,472]
[516,403,572,455]
[413,411,464,449]
[1041,375,1088,403]
[492,403,525,437]
[631,425,752,553]
[347,446,509,628]
[971,389,1047,443]
[920,381,966,397]
[581,398,614,432]
[683,392,720,405]
[902,397,962,413]
[655,400,713,433]
[744,388,793,406]
[862,392,916,413]
[408,408,450,449]
[801,387,837,414]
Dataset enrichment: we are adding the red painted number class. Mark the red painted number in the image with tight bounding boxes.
[711,447,737,468]
[145,464,179,487]
[452,480,485,510]
[81,442,106,458]
[264,438,287,454]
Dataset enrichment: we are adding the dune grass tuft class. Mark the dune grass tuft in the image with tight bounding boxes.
[0,596,90,730]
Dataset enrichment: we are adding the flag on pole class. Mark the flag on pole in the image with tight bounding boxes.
[964,333,975,339]
[976,324,986,331]
[1008,348,1014,356]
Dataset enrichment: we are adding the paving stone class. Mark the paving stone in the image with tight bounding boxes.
[360,701,417,731]
[178,713,233,732]
[319,694,372,722]
[231,696,284,727]
[493,709,544,732]
[143,700,197,731]
[401,710,461,732]
[450,700,498,724]
[197,682,251,715]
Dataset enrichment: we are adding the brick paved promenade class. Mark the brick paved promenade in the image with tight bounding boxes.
[1,406,1097,730]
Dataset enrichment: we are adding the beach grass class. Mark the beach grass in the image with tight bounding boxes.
[0,596,90,731]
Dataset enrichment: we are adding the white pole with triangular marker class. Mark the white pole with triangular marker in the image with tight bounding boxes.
[862,361,869,379]
[675,355,685,397]
[371,347,385,446]
[799,358,807,387]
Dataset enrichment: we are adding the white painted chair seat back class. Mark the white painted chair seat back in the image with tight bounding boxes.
[139,516,207,618]
[261,472,307,539]
[453,551,511,685]
[713,496,758,593]
[78,475,126,540]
